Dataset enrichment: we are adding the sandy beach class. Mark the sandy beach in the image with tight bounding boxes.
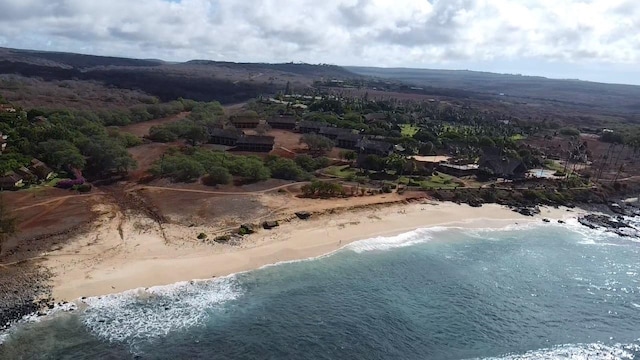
[46,201,580,301]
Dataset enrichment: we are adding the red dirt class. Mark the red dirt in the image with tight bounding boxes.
[119,112,190,137]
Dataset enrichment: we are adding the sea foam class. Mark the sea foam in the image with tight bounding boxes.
[345,227,448,253]
[478,342,640,360]
[81,275,241,344]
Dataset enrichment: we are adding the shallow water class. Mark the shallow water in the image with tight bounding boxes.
[1,221,639,359]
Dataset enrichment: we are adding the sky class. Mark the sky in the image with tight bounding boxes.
[1,0,639,85]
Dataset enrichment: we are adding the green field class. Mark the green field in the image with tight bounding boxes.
[400,124,420,137]
[324,165,356,179]
[399,173,461,190]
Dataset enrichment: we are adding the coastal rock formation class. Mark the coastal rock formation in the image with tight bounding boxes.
[512,206,541,217]
[578,214,640,238]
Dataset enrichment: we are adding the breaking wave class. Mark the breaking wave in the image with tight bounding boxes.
[345,227,449,253]
[81,275,241,345]
[477,342,640,359]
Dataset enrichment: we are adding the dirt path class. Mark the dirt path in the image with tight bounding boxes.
[12,193,99,212]
[119,112,190,137]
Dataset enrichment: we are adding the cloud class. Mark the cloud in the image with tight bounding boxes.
[0,0,639,83]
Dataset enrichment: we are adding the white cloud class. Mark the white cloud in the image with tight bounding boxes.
[0,0,639,83]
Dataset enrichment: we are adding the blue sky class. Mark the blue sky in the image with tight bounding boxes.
[1,0,639,85]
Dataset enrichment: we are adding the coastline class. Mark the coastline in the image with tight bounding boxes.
[45,201,582,302]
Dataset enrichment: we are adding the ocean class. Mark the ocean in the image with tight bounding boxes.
[1,219,640,359]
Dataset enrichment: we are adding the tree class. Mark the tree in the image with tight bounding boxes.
[184,124,209,146]
[265,156,306,180]
[0,195,17,256]
[255,123,271,136]
[339,150,357,162]
[419,142,434,155]
[39,140,86,171]
[149,126,178,143]
[385,154,407,174]
[300,134,334,156]
[202,167,232,186]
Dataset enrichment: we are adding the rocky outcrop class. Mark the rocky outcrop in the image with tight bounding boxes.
[295,211,312,220]
[262,221,279,230]
[578,214,640,238]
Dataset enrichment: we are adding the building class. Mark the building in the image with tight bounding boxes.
[209,128,243,146]
[235,135,275,152]
[29,159,54,180]
[298,121,323,134]
[438,164,479,177]
[336,133,363,149]
[267,115,297,130]
[319,127,354,140]
[15,166,36,183]
[478,156,527,179]
[364,113,387,123]
[357,139,394,157]
[0,172,24,190]
[229,115,260,129]
[0,105,16,113]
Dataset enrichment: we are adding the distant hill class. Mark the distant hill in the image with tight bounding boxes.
[0,47,359,104]
[347,66,640,115]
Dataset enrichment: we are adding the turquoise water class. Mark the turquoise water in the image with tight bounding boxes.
[1,220,640,359]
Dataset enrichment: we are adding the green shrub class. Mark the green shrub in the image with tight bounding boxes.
[197,233,208,240]
[202,167,232,186]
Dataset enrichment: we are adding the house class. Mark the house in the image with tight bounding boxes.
[0,132,7,154]
[229,115,260,129]
[209,128,243,146]
[336,133,364,150]
[0,105,16,113]
[235,135,275,152]
[438,164,479,177]
[298,121,323,134]
[0,172,24,190]
[15,166,36,183]
[357,139,394,157]
[29,159,54,180]
[267,115,297,130]
[319,127,354,140]
[478,156,527,179]
[364,113,387,123]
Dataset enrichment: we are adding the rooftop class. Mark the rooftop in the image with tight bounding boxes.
[236,135,275,145]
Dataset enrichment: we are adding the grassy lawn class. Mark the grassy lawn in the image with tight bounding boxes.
[543,160,565,172]
[399,173,461,190]
[400,124,420,137]
[324,165,357,179]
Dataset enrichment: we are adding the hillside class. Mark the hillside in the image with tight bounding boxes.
[347,66,640,116]
[0,47,359,107]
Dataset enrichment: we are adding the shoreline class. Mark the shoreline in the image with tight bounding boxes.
[45,201,582,302]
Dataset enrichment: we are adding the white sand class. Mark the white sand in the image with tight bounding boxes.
[46,202,580,301]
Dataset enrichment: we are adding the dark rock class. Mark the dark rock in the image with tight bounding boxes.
[558,220,565,224]
[295,211,312,220]
[543,219,550,223]
[578,214,637,238]
[468,199,483,208]
[262,221,279,230]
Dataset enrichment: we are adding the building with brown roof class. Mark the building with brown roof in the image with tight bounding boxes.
[267,115,297,130]
[235,136,275,152]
